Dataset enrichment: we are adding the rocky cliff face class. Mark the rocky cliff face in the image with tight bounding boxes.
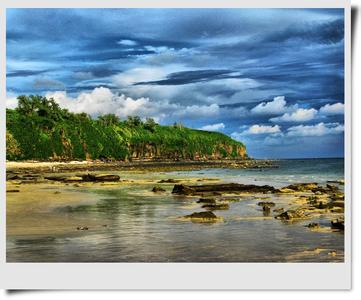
[129,142,247,161]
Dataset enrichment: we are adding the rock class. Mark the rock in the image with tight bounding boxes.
[275,208,306,220]
[64,176,83,182]
[197,198,217,204]
[183,211,220,222]
[262,205,271,212]
[257,201,275,207]
[7,189,20,193]
[158,179,179,183]
[329,200,344,208]
[7,174,20,180]
[331,219,344,230]
[152,186,166,193]
[327,180,344,185]
[283,182,318,192]
[328,251,337,256]
[273,207,284,213]
[77,226,89,230]
[54,191,61,194]
[172,183,276,195]
[277,188,296,193]
[306,222,320,229]
[201,203,229,210]
[326,184,339,192]
[84,174,120,182]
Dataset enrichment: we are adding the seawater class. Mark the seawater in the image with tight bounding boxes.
[7,158,345,262]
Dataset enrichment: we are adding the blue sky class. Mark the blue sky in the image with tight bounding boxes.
[6,8,345,158]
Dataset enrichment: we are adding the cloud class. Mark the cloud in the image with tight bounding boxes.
[117,39,138,46]
[251,96,287,115]
[6,96,18,109]
[33,78,65,90]
[199,123,225,131]
[247,124,281,134]
[7,69,49,77]
[134,69,244,86]
[270,108,318,122]
[231,124,281,139]
[286,122,344,137]
[319,102,344,115]
[45,87,220,122]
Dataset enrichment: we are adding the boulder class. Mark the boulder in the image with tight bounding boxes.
[306,222,320,229]
[201,203,229,210]
[82,174,120,182]
[152,186,166,193]
[331,219,344,230]
[257,201,275,207]
[158,179,179,183]
[183,211,220,221]
[273,207,284,213]
[197,198,217,204]
[283,182,318,192]
[172,183,276,196]
[275,208,306,220]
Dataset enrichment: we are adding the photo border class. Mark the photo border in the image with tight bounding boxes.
[0,0,351,290]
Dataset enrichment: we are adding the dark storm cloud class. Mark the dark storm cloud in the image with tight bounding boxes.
[7,69,50,77]
[134,69,241,85]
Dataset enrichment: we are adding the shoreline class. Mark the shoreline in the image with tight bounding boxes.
[6,158,278,174]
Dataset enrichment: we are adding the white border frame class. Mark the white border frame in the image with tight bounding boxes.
[0,0,351,290]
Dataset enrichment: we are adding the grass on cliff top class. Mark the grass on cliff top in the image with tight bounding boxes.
[6,95,246,161]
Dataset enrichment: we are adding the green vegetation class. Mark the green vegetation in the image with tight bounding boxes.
[6,95,247,161]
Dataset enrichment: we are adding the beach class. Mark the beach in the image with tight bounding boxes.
[6,158,344,262]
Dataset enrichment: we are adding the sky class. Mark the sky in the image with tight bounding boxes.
[6,8,345,158]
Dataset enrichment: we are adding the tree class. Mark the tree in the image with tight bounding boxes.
[98,114,120,126]
[6,130,21,160]
[144,118,157,132]
[125,116,142,127]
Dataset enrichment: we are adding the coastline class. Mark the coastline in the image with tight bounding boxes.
[6,158,278,174]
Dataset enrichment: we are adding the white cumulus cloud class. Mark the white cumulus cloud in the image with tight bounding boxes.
[199,123,225,131]
[270,108,318,122]
[286,122,344,137]
[319,102,344,115]
[6,96,19,109]
[251,96,287,115]
[44,87,219,122]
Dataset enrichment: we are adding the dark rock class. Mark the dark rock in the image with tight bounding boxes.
[77,226,89,230]
[275,208,306,220]
[7,189,20,193]
[331,219,344,230]
[158,179,179,183]
[283,182,318,192]
[184,211,219,220]
[262,205,271,212]
[197,198,217,204]
[273,207,284,213]
[152,186,166,192]
[83,174,120,182]
[201,203,229,210]
[257,201,275,207]
[172,183,276,195]
[307,222,320,229]
[7,174,20,180]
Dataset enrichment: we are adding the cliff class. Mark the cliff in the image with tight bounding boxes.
[6,95,247,161]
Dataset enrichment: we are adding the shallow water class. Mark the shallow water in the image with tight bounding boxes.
[6,158,344,262]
